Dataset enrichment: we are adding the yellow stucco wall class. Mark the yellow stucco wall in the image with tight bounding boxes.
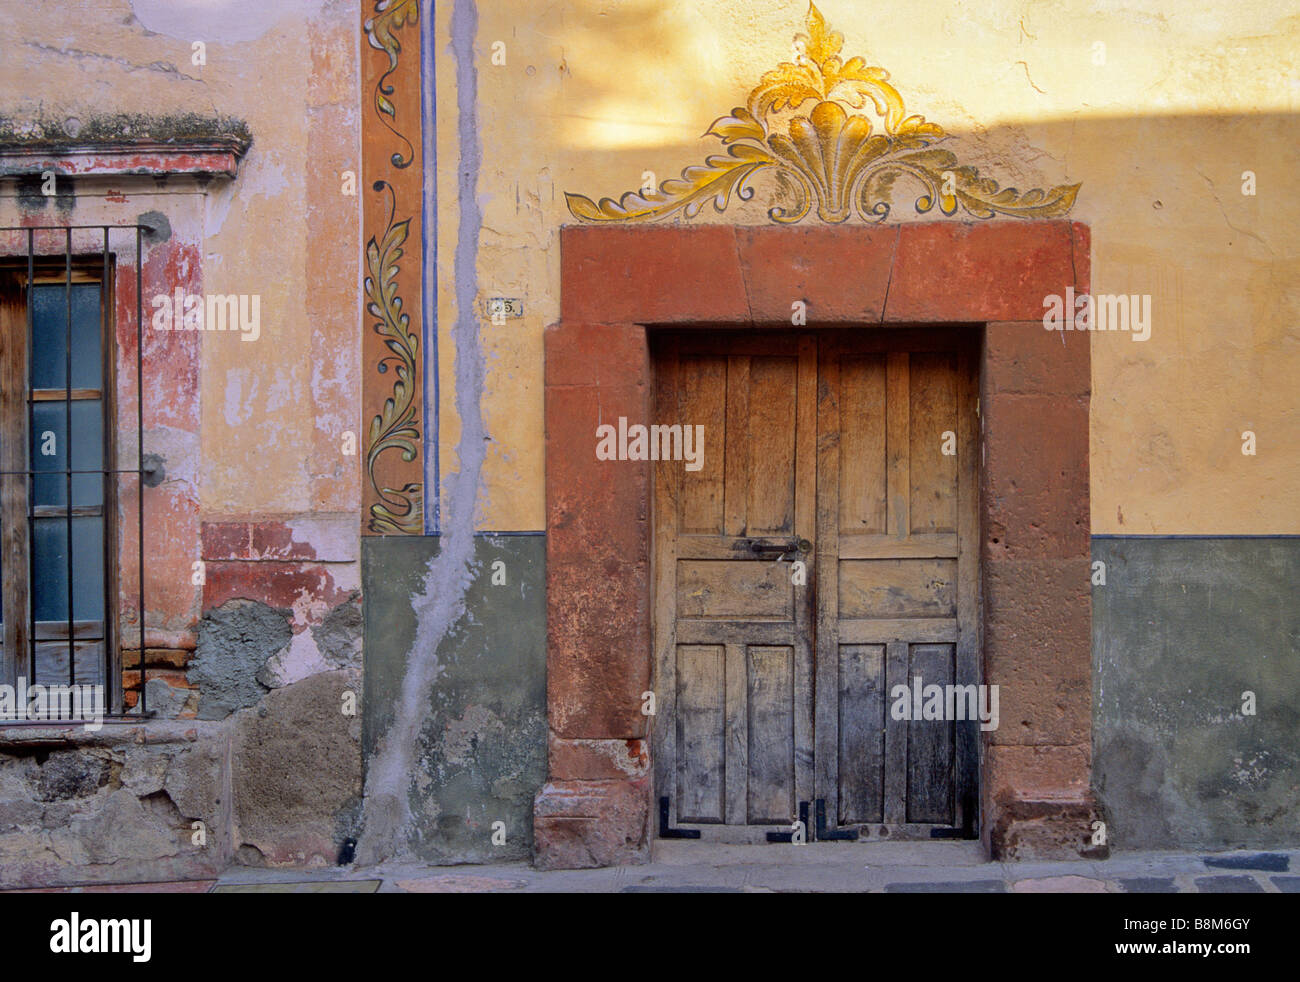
[5,1,1294,536]
[444,0,1299,535]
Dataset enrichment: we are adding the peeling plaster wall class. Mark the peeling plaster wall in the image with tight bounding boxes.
[361,535,546,863]
[0,0,365,885]
[0,0,362,517]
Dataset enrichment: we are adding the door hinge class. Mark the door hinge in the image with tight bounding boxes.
[658,796,701,839]
[814,798,859,841]
[766,801,810,842]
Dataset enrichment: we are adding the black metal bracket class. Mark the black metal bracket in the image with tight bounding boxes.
[929,826,965,839]
[766,801,810,842]
[658,796,701,839]
[814,798,859,841]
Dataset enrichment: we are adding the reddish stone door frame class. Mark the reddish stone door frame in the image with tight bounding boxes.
[535,222,1098,869]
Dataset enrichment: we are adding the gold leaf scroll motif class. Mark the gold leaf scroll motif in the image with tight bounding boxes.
[364,0,420,168]
[565,2,1078,224]
[364,181,423,535]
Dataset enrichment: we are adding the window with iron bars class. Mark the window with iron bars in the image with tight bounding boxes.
[0,225,150,721]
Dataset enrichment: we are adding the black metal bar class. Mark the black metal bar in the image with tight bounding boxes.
[24,229,35,687]
[814,798,859,841]
[0,468,151,476]
[135,225,144,714]
[102,227,111,705]
[657,796,701,839]
[2,223,147,715]
[1,224,150,231]
[929,827,966,839]
[65,229,74,689]
[766,801,811,842]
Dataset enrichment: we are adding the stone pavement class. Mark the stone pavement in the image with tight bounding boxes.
[16,842,1298,893]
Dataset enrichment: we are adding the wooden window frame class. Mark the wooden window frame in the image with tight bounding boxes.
[0,257,120,713]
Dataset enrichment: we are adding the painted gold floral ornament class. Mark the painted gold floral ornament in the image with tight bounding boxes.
[566,3,1079,224]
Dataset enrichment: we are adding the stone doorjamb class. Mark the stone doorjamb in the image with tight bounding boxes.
[535,221,1096,869]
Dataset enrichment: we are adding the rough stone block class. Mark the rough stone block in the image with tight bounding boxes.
[981,393,1090,559]
[549,735,650,780]
[547,559,650,739]
[562,225,749,324]
[735,224,895,322]
[985,744,1092,801]
[545,322,648,389]
[982,559,1092,746]
[984,321,1090,398]
[987,793,1108,861]
[533,779,650,870]
[230,670,362,867]
[887,221,1076,322]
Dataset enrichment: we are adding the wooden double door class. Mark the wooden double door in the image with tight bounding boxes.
[652,329,980,842]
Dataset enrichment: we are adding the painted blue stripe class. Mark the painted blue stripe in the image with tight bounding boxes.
[420,0,440,534]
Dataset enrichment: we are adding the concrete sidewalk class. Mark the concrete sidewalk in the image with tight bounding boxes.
[49,842,1293,894]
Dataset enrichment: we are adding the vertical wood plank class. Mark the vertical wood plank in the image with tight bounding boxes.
[792,337,817,812]
[723,356,750,537]
[746,645,795,825]
[795,339,817,543]
[746,357,796,534]
[675,644,726,823]
[909,352,958,534]
[679,354,726,535]
[651,338,683,827]
[955,347,981,835]
[0,273,29,689]
[886,352,910,540]
[723,640,747,824]
[906,642,955,824]
[882,640,909,824]
[814,338,841,821]
[839,354,887,533]
[837,643,885,824]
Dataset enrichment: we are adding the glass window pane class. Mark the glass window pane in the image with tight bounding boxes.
[31,283,102,391]
[30,400,104,507]
[32,516,104,623]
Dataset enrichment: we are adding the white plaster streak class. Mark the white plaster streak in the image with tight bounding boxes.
[222,369,256,427]
[356,0,488,866]
[129,0,321,45]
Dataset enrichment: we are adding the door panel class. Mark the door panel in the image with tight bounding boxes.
[653,335,816,836]
[816,333,979,836]
[836,642,886,824]
[675,643,726,824]
[654,329,979,841]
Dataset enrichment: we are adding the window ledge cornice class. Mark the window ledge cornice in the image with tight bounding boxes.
[0,113,252,179]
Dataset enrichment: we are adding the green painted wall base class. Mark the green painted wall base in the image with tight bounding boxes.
[1092,536,1300,849]
[361,533,1298,862]
[361,534,547,863]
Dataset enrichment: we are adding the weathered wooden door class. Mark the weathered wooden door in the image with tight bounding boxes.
[652,334,816,841]
[813,330,980,838]
[652,329,979,842]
